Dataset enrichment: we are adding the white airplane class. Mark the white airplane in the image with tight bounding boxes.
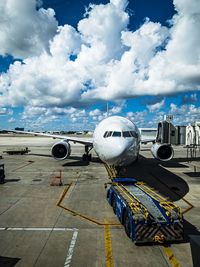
[6,116,174,167]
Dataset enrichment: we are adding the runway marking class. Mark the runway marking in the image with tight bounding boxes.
[0,227,78,231]
[0,226,79,267]
[162,246,181,267]
[64,230,79,267]
[104,220,114,267]
[57,184,121,227]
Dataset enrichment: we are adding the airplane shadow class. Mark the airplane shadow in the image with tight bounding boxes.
[120,155,189,202]
[62,160,90,167]
[183,220,200,242]
[0,256,20,267]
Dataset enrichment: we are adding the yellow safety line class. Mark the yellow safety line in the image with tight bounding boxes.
[104,219,115,267]
[57,184,121,227]
[181,197,194,215]
[116,184,138,204]
[56,182,73,206]
[162,246,181,267]
[136,183,167,202]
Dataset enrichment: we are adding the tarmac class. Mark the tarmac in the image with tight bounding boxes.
[0,135,199,267]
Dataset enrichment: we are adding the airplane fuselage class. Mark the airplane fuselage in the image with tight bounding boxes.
[93,116,141,166]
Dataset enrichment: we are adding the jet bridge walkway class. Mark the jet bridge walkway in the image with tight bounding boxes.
[107,178,184,244]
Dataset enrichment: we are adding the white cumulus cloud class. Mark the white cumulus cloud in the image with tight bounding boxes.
[0,0,199,116]
[0,0,58,58]
[147,99,165,112]
[169,103,200,125]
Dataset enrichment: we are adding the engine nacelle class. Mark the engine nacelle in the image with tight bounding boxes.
[151,143,174,161]
[51,141,71,160]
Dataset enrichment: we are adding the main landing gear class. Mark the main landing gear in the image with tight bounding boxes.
[82,146,92,162]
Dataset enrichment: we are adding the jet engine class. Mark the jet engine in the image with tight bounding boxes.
[51,141,71,160]
[151,143,174,161]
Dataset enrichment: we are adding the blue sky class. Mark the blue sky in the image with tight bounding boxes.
[0,0,199,130]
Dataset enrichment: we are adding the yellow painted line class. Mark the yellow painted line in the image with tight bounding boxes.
[56,183,73,206]
[136,183,166,202]
[162,246,181,267]
[116,184,137,203]
[57,184,121,227]
[181,197,194,215]
[104,220,114,267]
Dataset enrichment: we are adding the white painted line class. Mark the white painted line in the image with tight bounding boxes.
[64,230,79,267]
[0,227,78,231]
[52,228,78,232]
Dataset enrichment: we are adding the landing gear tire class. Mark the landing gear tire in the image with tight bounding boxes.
[88,154,92,161]
[124,211,131,238]
[82,154,92,162]
[82,154,87,161]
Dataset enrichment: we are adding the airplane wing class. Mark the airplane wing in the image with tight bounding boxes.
[140,138,156,144]
[139,128,157,144]
[4,129,93,147]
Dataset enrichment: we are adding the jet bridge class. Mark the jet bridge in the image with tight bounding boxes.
[156,121,176,145]
[156,120,200,146]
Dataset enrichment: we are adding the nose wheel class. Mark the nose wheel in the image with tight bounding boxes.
[82,145,92,162]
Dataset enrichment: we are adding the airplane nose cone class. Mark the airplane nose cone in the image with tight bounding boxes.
[112,143,127,158]
[104,140,131,165]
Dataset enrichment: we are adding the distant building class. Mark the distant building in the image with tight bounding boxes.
[186,122,200,146]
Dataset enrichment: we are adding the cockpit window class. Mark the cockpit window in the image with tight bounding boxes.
[130,131,138,138]
[104,130,138,138]
[112,131,121,137]
[122,131,131,137]
[107,131,112,137]
[103,131,113,138]
[121,131,138,138]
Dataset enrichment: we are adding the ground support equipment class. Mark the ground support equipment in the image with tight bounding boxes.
[107,178,184,244]
[3,147,30,155]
